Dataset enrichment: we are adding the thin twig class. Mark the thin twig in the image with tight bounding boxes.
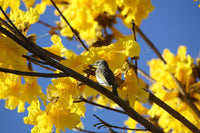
[93,114,147,132]
[50,0,89,51]
[38,20,55,29]
[130,20,139,84]
[147,89,200,133]
[131,19,136,41]
[135,25,166,64]
[28,61,56,71]
[74,96,126,115]
[0,67,67,78]
[75,127,103,133]
[22,55,56,71]
[22,55,49,65]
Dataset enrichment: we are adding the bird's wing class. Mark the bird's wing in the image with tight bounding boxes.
[96,68,110,86]
[103,68,116,86]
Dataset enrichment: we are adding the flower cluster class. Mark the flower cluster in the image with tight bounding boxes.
[49,0,154,45]
[147,46,200,133]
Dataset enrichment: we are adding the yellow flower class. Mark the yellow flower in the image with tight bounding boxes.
[0,34,28,71]
[25,97,83,133]
[0,0,20,15]
[10,7,40,28]
[124,101,148,133]
[24,100,53,133]
[46,100,81,132]
[46,76,86,131]
[93,0,118,15]
[34,1,46,14]
[124,117,138,133]
[21,77,46,105]
[121,68,149,108]
[53,0,154,44]
[148,46,199,132]
[59,0,98,41]
[0,35,46,112]
[117,0,154,27]
[44,35,67,57]
[22,0,35,8]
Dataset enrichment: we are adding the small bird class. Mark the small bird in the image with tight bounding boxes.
[91,60,118,96]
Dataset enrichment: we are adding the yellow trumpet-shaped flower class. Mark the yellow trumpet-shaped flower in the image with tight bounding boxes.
[148,46,200,133]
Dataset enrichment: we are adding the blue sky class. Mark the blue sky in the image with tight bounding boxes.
[0,0,200,133]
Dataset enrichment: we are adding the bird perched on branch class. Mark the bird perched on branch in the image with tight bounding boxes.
[91,60,118,96]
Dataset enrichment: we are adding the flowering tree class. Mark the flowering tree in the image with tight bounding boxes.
[0,0,200,133]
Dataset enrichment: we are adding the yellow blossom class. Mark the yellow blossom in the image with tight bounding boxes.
[24,100,53,133]
[22,0,35,8]
[25,97,83,133]
[52,0,154,44]
[44,34,67,57]
[46,76,85,131]
[21,77,46,105]
[124,118,138,133]
[10,7,40,27]
[148,45,199,132]
[0,0,20,16]
[121,68,149,108]
[117,0,154,27]
[46,100,81,132]
[34,1,47,14]
[0,34,28,71]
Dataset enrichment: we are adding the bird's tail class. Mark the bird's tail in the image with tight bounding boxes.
[112,83,118,97]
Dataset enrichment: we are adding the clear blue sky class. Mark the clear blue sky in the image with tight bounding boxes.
[0,0,200,133]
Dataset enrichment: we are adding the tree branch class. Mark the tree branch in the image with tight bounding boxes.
[22,55,50,65]
[93,114,147,132]
[74,96,126,115]
[75,127,103,133]
[135,25,166,64]
[50,0,89,51]
[0,67,66,78]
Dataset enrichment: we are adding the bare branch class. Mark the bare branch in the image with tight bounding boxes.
[22,55,49,65]
[74,96,126,115]
[50,0,89,51]
[75,127,103,133]
[23,55,56,71]
[131,19,136,41]
[0,67,66,78]
[135,25,166,64]
[38,20,55,29]
[93,114,147,132]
